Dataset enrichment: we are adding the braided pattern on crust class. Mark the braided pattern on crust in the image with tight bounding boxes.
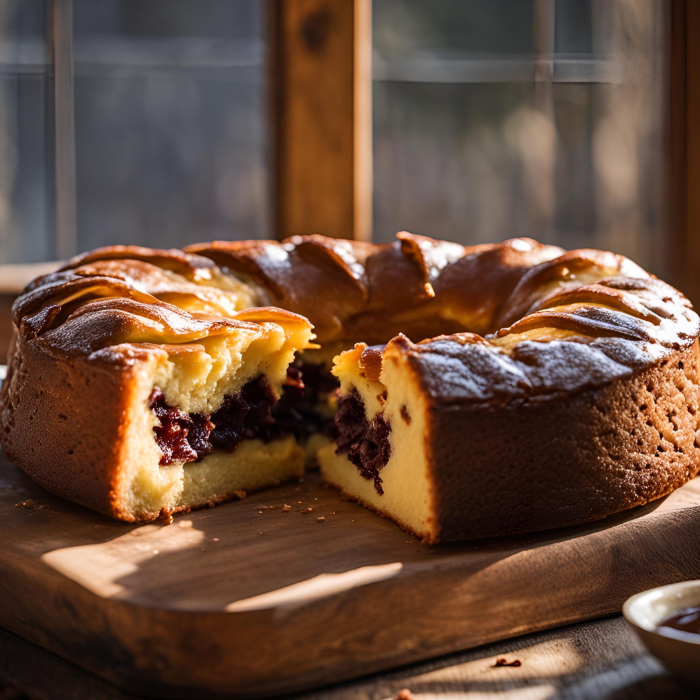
[0,235,689,412]
[187,233,563,342]
[188,233,699,400]
[5,233,697,401]
[13,245,309,363]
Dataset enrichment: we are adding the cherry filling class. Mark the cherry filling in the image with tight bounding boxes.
[149,363,337,467]
[274,359,338,440]
[328,391,392,494]
[149,392,214,464]
[210,376,278,450]
[149,375,279,466]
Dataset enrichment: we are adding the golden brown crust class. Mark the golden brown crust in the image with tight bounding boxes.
[56,244,218,280]
[424,343,700,542]
[0,331,129,519]
[185,234,565,344]
[11,269,309,360]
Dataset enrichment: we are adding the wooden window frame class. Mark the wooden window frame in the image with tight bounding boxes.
[268,0,372,241]
[668,0,700,307]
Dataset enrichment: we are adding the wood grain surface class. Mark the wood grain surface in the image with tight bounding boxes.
[1,448,700,699]
[0,616,696,700]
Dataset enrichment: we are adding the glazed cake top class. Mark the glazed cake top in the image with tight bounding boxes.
[190,233,700,400]
[11,232,700,401]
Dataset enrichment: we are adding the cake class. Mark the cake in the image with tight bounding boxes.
[0,248,314,521]
[1,234,699,541]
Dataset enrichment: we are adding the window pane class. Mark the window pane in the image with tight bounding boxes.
[73,0,268,253]
[374,0,534,59]
[374,82,532,243]
[372,0,668,278]
[0,0,52,264]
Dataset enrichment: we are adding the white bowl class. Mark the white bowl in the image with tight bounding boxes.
[623,580,700,685]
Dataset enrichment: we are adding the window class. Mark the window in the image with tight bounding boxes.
[0,0,268,263]
[73,0,268,251]
[0,0,51,263]
[0,0,690,297]
[373,0,668,279]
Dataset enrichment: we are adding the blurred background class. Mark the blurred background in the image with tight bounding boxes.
[0,0,683,283]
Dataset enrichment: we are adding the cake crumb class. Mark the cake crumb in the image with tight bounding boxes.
[317,517,325,522]
[300,507,313,514]
[212,538,219,542]
[14,500,46,511]
[282,504,292,512]
[494,658,521,667]
[395,689,416,700]
[259,531,264,535]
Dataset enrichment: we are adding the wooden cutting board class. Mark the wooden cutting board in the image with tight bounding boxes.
[1,448,700,699]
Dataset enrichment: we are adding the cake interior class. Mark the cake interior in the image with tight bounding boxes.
[318,343,436,540]
[116,317,313,519]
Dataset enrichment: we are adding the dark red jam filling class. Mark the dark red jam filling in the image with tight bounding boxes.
[273,359,338,440]
[658,606,700,637]
[149,375,280,466]
[327,391,392,494]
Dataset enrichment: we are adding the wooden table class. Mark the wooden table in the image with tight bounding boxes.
[0,615,695,700]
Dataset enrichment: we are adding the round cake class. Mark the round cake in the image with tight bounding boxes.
[1,232,698,542]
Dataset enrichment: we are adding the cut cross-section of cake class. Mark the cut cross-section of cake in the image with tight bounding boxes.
[1,265,314,522]
[320,341,437,540]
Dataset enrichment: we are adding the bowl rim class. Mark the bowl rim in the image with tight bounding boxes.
[623,579,700,645]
